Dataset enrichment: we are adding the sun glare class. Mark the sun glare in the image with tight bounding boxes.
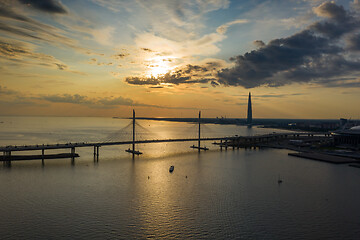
[146,56,175,77]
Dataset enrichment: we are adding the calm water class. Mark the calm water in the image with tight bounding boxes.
[0,116,360,239]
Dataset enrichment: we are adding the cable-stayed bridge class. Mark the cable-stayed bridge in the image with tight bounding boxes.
[1,110,331,166]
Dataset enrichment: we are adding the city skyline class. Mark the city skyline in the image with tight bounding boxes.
[0,0,359,119]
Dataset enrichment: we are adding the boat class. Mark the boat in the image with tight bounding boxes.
[278,175,283,184]
[169,165,174,173]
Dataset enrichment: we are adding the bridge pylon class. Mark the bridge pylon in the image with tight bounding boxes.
[125,109,143,157]
[190,111,209,152]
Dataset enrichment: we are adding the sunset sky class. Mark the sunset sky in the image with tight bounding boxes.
[0,0,359,119]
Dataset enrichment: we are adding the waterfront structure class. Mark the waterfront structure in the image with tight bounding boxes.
[332,126,360,148]
[247,92,252,126]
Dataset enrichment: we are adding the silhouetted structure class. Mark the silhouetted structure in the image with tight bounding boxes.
[332,126,360,149]
[125,109,143,157]
[247,92,252,126]
[190,111,209,151]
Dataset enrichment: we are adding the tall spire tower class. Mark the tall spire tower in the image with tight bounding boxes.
[247,92,252,126]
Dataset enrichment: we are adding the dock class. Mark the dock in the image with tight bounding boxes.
[288,152,359,164]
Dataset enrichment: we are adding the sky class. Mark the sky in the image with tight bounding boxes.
[0,0,359,119]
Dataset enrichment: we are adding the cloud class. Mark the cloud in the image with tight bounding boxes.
[134,32,225,58]
[0,38,84,74]
[346,33,360,51]
[312,1,346,20]
[0,85,17,95]
[141,48,153,52]
[112,53,129,59]
[91,26,114,46]
[38,93,198,110]
[88,58,113,66]
[18,0,67,14]
[97,96,134,106]
[215,2,360,88]
[41,94,93,104]
[125,61,226,86]
[0,3,88,53]
[352,0,360,10]
[253,40,265,48]
[310,2,359,38]
[93,0,230,42]
[255,93,305,98]
[216,19,248,34]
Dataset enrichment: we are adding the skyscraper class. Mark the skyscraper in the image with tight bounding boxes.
[247,92,252,126]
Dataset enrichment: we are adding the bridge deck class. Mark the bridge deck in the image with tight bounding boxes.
[0,132,329,152]
[0,137,227,152]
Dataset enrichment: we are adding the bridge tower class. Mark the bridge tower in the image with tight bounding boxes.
[125,109,142,157]
[198,111,201,152]
[190,111,209,152]
[132,109,135,153]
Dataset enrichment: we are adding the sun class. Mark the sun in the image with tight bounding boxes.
[145,56,175,77]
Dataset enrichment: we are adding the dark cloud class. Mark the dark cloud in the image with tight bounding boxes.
[122,2,360,89]
[183,64,208,73]
[0,3,87,53]
[253,40,265,48]
[141,48,153,52]
[0,24,44,41]
[0,39,85,74]
[42,94,93,104]
[346,33,360,51]
[112,53,129,59]
[216,2,360,88]
[125,64,219,86]
[211,81,219,87]
[18,0,67,14]
[126,76,160,85]
[0,85,17,95]
[55,63,67,70]
[255,93,305,98]
[313,1,347,21]
[310,2,358,38]
[149,86,164,89]
[0,3,37,23]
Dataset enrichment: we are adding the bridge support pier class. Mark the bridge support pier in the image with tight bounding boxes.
[71,147,75,164]
[225,138,228,150]
[3,151,11,167]
[93,146,99,162]
[42,149,44,166]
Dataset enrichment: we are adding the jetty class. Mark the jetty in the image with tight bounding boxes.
[288,152,358,164]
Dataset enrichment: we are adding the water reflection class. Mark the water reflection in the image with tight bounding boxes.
[1,117,360,239]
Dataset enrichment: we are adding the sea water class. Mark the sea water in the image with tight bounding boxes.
[0,116,359,239]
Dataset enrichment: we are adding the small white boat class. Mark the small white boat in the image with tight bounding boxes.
[169,165,174,173]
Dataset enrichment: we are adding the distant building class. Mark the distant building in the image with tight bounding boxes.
[332,126,360,149]
[247,92,252,125]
